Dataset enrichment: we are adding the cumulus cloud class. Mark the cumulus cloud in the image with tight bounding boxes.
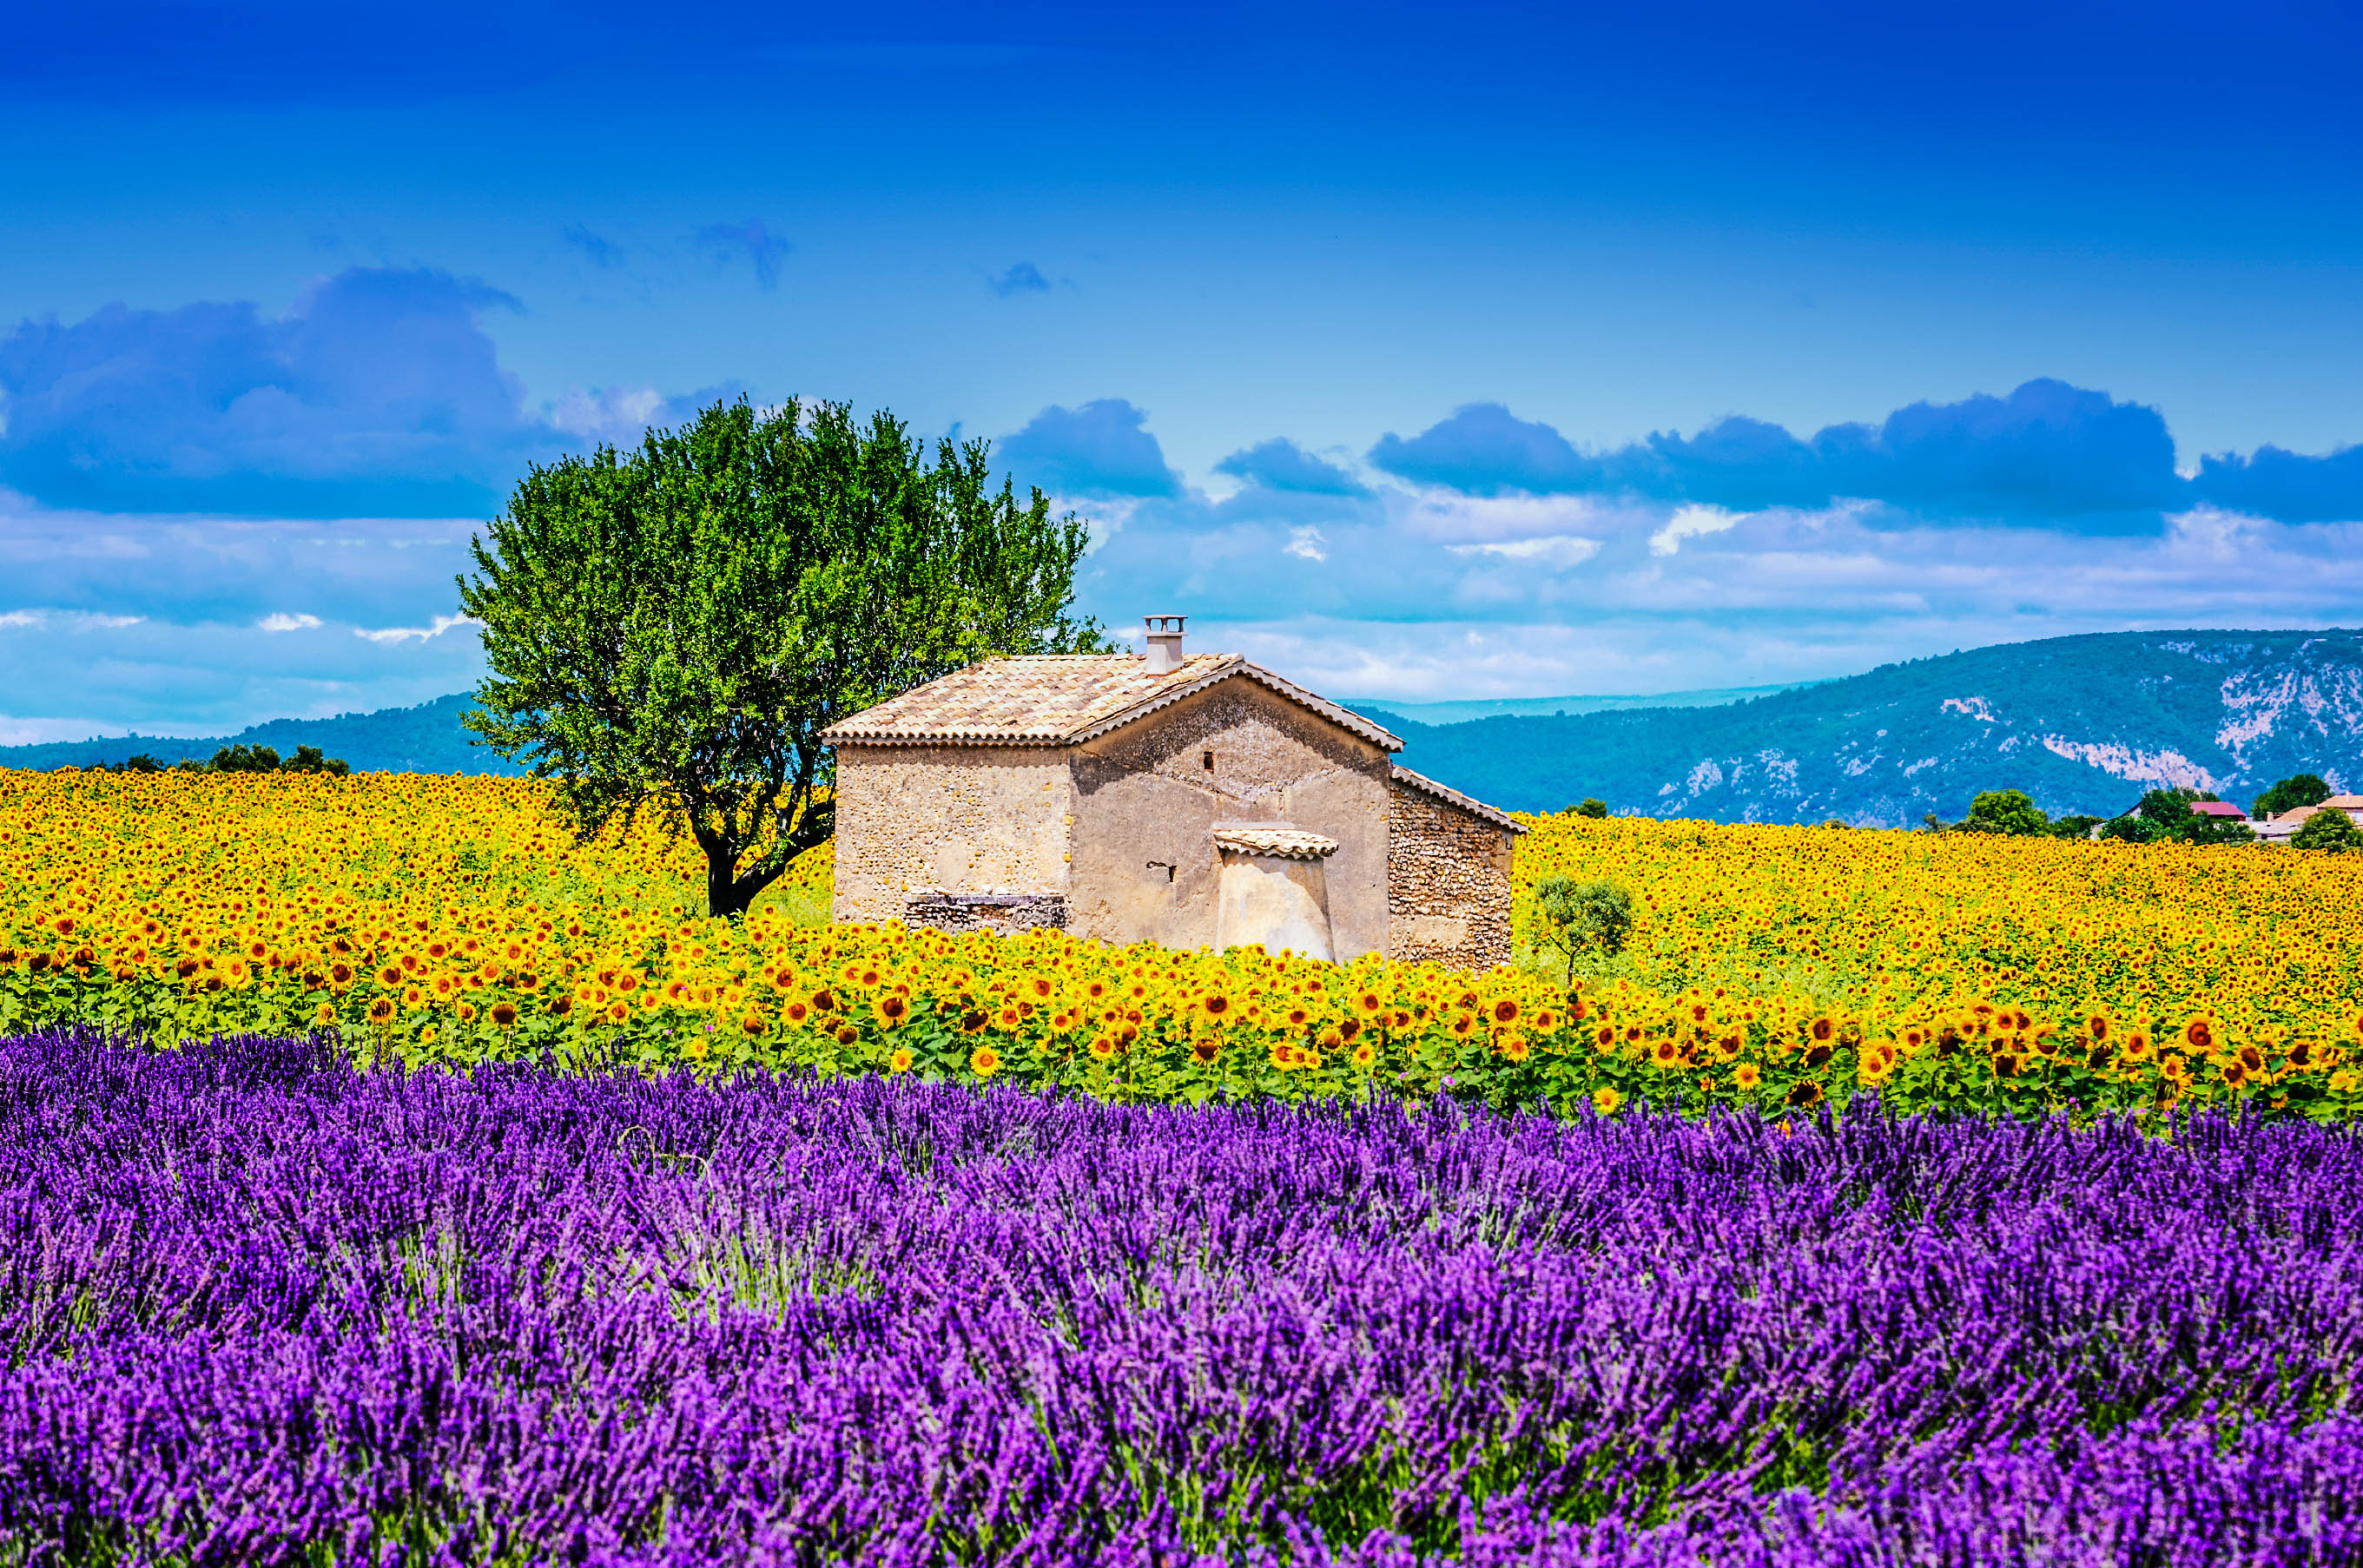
[696,220,790,290]
[257,612,322,632]
[1368,403,1593,496]
[1369,379,2233,533]
[0,267,541,516]
[987,262,1051,298]
[2190,441,2363,524]
[1214,438,1370,496]
[997,399,1183,498]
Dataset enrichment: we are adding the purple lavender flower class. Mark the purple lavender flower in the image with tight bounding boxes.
[0,1025,2355,1566]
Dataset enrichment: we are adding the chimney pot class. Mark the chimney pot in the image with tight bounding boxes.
[1144,614,1186,675]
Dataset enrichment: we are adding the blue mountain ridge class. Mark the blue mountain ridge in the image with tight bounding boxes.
[0,693,525,776]
[1369,629,2363,826]
[8,630,2360,828]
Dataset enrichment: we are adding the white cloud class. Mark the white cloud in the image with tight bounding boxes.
[0,609,144,631]
[1647,504,1742,556]
[1283,526,1329,563]
[257,612,323,633]
[1447,534,1602,568]
[547,385,670,446]
[1393,488,1642,545]
[353,614,484,646]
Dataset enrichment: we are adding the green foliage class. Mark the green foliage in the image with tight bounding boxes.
[2254,773,2332,819]
[2102,787,2253,847]
[208,744,281,773]
[461,396,1110,919]
[1964,788,2048,836]
[1573,798,1608,819]
[2135,787,2206,827]
[281,745,350,776]
[80,754,165,775]
[2049,814,2104,840]
[2182,812,2256,847]
[201,742,350,776]
[1526,874,1635,985]
[2291,807,2360,853]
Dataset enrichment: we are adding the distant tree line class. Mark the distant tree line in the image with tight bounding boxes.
[83,744,349,777]
[1924,773,2354,850]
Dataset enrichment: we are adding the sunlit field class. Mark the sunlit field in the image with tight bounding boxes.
[4,768,2361,1118]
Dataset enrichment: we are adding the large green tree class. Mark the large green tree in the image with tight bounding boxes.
[2253,773,2332,819]
[460,398,1109,917]
[1964,788,2048,836]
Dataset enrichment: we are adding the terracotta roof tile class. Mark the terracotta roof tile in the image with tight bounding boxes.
[819,653,1404,750]
[1211,824,1341,860]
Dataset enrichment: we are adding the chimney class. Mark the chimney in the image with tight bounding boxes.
[1143,614,1186,675]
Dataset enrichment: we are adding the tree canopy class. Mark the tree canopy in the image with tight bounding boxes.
[460,398,1109,917]
[1964,788,2048,836]
[1525,875,1634,985]
[2254,773,2332,819]
[2291,807,2359,853]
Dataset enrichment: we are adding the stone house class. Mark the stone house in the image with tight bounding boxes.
[819,616,1525,968]
[2254,793,2363,845]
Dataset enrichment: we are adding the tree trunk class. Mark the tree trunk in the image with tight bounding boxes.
[707,848,749,919]
[702,800,835,919]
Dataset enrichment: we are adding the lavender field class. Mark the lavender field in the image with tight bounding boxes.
[3,1029,2360,1566]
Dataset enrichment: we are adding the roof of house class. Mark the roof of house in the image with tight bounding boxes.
[2277,796,2363,822]
[818,652,1406,751]
[2191,800,2247,818]
[1389,764,1528,833]
[1211,824,1341,860]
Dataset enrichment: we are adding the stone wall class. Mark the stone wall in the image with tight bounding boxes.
[1066,681,1393,956]
[901,893,1069,936]
[1385,781,1515,970]
[831,746,1072,925]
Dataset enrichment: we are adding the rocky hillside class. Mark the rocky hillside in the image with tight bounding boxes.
[12,629,2361,826]
[1370,630,2363,827]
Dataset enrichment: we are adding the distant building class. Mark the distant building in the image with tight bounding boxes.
[2190,800,2248,820]
[818,616,1525,968]
[2257,793,2363,845]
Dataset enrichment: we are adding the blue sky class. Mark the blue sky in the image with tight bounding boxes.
[4,0,2363,740]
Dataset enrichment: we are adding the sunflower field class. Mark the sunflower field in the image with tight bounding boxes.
[4,767,2361,1119]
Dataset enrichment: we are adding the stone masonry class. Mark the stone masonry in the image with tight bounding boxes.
[1385,772,1517,969]
[822,629,1526,970]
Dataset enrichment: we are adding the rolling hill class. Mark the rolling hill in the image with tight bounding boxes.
[0,693,525,776]
[10,630,2361,828]
[1367,629,2363,826]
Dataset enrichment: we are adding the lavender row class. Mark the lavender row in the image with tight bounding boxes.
[2,1028,2359,1565]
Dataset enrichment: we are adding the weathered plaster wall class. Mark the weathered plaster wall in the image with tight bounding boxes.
[1386,781,1515,969]
[1213,851,1334,960]
[1066,682,1393,955]
[831,746,1073,926]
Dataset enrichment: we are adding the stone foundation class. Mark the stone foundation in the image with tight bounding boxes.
[902,892,1069,936]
